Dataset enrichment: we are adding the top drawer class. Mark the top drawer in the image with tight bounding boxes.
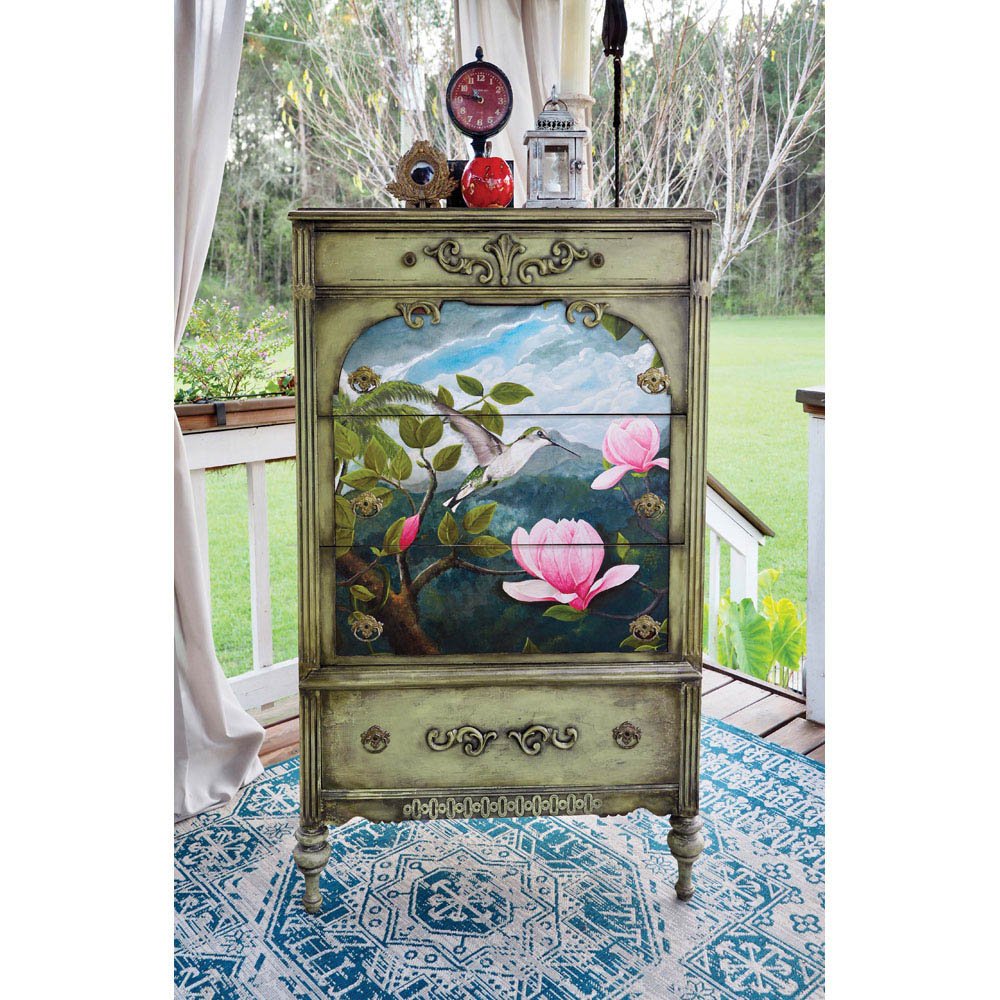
[311,227,690,291]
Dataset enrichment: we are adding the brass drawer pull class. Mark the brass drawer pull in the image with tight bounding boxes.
[637,367,669,394]
[426,726,498,757]
[613,721,642,749]
[508,724,578,756]
[360,725,391,754]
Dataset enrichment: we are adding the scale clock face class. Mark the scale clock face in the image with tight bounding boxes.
[446,49,513,139]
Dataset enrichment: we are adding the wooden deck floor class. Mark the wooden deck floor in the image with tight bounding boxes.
[255,661,824,768]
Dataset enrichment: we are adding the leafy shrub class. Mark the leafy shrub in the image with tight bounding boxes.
[715,568,807,687]
[175,297,290,401]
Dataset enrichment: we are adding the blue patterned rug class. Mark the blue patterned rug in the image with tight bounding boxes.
[175,718,824,998]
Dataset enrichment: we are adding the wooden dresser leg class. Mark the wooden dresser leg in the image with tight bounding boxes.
[293,822,331,913]
[668,813,705,901]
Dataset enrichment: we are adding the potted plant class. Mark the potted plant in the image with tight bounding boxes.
[174,297,295,432]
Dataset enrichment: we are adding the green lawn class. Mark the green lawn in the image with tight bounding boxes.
[706,315,824,610]
[203,314,824,676]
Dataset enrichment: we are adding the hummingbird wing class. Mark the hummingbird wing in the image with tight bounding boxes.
[433,401,505,466]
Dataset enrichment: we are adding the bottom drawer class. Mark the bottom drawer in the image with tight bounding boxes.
[307,663,700,823]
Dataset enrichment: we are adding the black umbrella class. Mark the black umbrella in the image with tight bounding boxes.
[602,0,627,207]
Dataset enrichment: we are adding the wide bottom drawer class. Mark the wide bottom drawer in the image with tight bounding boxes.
[311,664,700,815]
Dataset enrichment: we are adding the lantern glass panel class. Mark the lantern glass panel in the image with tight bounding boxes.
[542,145,569,195]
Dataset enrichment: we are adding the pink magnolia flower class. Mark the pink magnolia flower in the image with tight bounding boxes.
[591,417,670,490]
[502,518,639,610]
[399,514,420,551]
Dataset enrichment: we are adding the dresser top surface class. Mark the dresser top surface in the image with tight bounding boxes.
[288,207,715,225]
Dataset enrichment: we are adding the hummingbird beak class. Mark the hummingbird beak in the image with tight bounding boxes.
[552,442,579,457]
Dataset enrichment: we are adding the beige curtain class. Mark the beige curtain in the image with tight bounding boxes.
[175,0,264,821]
[454,0,562,207]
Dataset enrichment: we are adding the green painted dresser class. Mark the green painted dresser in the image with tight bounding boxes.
[288,209,712,912]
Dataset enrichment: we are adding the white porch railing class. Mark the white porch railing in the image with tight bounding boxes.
[183,419,798,709]
[796,386,825,722]
[184,421,298,712]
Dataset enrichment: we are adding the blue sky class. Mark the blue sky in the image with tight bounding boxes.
[340,302,668,453]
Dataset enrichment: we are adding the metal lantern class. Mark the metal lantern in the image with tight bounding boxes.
[523,88,589,208]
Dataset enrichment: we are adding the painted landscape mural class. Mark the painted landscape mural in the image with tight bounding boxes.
[330,302,674,657]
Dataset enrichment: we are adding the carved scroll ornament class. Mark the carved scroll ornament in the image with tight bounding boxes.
[422,234,591,287]
[507,724,578,755]
[426,726,498,757]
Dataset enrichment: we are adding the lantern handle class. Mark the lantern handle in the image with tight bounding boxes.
[542,85,570,115]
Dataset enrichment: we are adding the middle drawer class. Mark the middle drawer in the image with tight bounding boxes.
[319,413,686,550]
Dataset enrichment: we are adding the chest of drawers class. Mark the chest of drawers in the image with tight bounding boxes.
[289,209,711,912]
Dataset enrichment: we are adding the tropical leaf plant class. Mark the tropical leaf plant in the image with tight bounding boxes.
[714,569,807,686]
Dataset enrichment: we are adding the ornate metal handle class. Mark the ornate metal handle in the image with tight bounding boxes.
[637,367,669,394]
[426,726,498,757]
[507,725,578,756]
[360,725,391,754]
[612,721,641,749]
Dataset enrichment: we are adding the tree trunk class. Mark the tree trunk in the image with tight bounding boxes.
[336,550,439,655]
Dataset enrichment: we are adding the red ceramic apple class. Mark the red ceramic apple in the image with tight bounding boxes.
[461,144,513,209]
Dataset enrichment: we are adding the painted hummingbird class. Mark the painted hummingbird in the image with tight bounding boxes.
[433,401,580,510]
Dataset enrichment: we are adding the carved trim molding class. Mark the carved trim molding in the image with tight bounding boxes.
[565,300,607,328]
[426,726,498,757]
[507,724,578,755]
[422,234,591,287]
[402,791,602,820]
[518,240,589,284]
[292,282,316,301]
[396,300,442,329]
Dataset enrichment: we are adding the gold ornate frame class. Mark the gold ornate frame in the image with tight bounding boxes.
[385,140,458,209]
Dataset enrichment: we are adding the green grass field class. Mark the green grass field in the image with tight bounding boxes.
[203,314,824,676]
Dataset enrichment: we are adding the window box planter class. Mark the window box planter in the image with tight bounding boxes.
[175,396,296,434]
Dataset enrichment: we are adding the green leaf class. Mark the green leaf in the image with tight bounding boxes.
[382,516,405,554]
[619,635,641,650]
[469,534,509,559]
[389,447,412,482]
[456,373,484,397]
[758,567,781,602]
[432,443,463,471]
[471,401,503,436]
[768,597,807,671]
[650,350,663,368]
[364,439,387,476]
[334,495,356,528]
[349,584,376,601]
[334,523,354,558]
[334,423,360,461]
[340,468,379,489]
[543,605,586,622]
[416,416,443,449]
[599,314,634,341]
[436,384,455,407]
[462,501,497,535]
[635,644,661,651]
[522,637,540,653]
[489,381,534,405]
[721,598,773,680]
[615,532,630,560]
[398,415,422,449]
[437,511,459,545]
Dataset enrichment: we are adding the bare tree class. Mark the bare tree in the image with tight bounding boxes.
[284,0,457,206]
[592,0,824,288]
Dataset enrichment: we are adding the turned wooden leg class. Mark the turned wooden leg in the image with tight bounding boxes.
[293,822,331,914]
[668,813,705,901]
